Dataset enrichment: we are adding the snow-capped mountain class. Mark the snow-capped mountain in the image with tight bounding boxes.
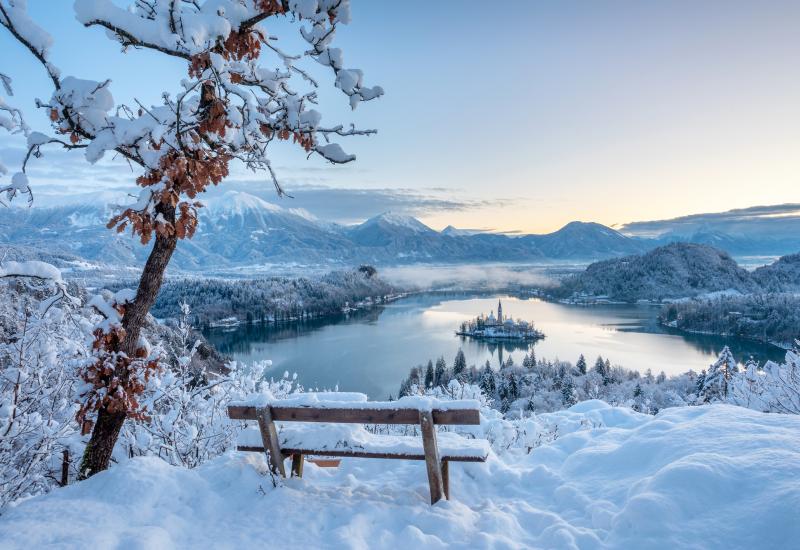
[0,193,651,271]
[523,221,648,259]
[347,212,436,246]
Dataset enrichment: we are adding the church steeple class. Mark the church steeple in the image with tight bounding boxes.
[497,300,503,322]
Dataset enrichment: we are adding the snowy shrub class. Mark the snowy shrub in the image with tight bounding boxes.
[0,270,90,510]
[728,348,800,414]
[118,304,301,467]
[119,361,300,468]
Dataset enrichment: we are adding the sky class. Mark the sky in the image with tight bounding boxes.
[2,0,799,233]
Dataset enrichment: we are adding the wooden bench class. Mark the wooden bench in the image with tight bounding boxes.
[227,393,489,504]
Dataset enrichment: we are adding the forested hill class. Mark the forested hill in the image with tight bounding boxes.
[753,253,800,292]
[554,243,766,302]
[147,267,397,326]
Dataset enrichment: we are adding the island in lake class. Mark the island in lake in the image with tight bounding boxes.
[456,300,545,341]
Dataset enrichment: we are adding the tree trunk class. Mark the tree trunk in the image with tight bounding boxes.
[79,204,178,479]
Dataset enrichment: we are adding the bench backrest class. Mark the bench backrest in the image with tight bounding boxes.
[227,404,480,426]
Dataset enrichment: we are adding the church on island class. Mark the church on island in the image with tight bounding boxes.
[456,300,545,341]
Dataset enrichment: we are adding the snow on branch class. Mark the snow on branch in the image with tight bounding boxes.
[0,259,79,314]
[3,0,382,242]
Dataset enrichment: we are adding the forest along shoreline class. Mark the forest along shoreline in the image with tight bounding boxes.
[141,242,799,360]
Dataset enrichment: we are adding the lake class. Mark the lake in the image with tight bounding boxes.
[203,292,786,399]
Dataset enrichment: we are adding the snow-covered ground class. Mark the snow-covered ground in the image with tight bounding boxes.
[1,402,797,549]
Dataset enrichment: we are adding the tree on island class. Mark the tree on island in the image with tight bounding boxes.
[1,0,381,478]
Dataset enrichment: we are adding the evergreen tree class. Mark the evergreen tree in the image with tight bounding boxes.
[453,349,467,378]
[507,373,519,401]
[479,365,496,397]
[434,356,447,387]
[561,376,576,406]
[576,354,587,375]
[398,379,411,398]
[530,349,536,366]
[699,346,738,402]
[632,383,644,412]
[522,353,532,368]
[594,355,606,377]
[594,356,611,385]
[695,370,707,396]
[409,366,421,387]
[424,360,434,388]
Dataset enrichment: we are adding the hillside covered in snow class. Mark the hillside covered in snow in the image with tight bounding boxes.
[0,402,797,549]
[553,243,792,302]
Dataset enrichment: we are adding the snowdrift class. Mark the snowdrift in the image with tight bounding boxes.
[1,402,797,549]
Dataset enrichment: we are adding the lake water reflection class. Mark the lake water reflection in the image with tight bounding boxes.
[203,292,786,399]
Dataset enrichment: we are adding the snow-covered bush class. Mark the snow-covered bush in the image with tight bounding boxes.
[119,359,300,468]
[728,348,800,414]
[118,303,301,467]
[1,271,294,510]
[0,267,91,510]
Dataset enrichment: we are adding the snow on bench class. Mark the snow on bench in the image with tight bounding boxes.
[227,392,488,504]
[237,423,490,461]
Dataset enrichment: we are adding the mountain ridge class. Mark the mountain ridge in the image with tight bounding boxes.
[0,191,648,270]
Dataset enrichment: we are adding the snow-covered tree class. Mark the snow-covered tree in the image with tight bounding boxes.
[453,349,467,378]
[2,0,381,477]
[576,354,587,375]
[561,376,576,407]
[424,360,434,389]
[0,263,88,509]
[594,355,611,385]
[479,364,496,397]
[434,356,447,387]
[699,346,738,403]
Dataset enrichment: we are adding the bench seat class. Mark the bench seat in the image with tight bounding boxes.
[237,423,490,462]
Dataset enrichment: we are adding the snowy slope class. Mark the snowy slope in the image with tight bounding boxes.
[0,402,797,549]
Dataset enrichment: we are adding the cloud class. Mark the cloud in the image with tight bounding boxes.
[212,182,513,224]
[620,203,800,238]
[1,134,516,223]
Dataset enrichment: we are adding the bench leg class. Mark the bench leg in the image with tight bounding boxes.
[291,453,304,478]
[419,410,445,505]
[257,407,286,478]
[441,460,450,500]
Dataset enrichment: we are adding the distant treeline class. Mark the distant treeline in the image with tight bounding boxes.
[145,267,397,327]
[398,350,696,415]
[661,294,800,348]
